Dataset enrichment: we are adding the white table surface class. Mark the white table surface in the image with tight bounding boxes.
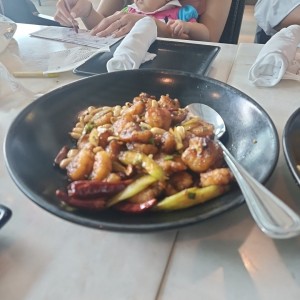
[1,24,300,300]
[158,43,300,300]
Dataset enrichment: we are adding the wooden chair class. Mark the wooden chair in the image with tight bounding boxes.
[219,0,246,44]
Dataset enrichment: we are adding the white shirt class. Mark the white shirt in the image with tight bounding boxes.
[128,0,181,15]
[254,0,300,35]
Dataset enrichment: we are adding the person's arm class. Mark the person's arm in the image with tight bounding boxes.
[54,0,125,30]
[167,20,210,41]
[96,0,126,17]
[274,5,300,31]
[199,0,232,42]
[54,0,101,28]
[82,0,128,31]
[81,3,104,29]
[91,0,232,42]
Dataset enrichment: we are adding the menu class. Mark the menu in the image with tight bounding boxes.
[30,26,122,49]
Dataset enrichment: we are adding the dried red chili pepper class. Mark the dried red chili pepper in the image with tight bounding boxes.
[56,190,107,211]
[114,198,157,214]
[67,180,130,198]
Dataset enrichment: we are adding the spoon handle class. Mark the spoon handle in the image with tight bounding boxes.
[0,204,12,229]
[218,141,300,239]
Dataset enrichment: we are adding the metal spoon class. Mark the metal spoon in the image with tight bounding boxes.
[187,103,300,239]
[0,204,12,229]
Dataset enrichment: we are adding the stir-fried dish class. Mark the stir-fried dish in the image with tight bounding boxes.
[54,93,234,213]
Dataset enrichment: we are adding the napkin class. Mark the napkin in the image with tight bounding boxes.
[106,17,157,72]
[48,46,109,73]
[0,62,36,109]
[248,25,300,87]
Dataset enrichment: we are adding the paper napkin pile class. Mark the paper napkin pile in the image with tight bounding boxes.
[106,17,157,72]
[48,46,108,73]
[248,25,300,87]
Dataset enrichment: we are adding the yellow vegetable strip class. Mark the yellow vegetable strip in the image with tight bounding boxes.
[107,175,158,207]
[119,151,165,181]
[153,185,230,211]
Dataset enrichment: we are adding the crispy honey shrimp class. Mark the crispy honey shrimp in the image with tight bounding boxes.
[145,107,172,130]
[154,153,187,175]
[118,122,152,143]
[129,181,166,204]
[181,137,223,173]
[90,150,112,181]
[200,168,234,187]
[66,147,95,181]
[165,171,194,196]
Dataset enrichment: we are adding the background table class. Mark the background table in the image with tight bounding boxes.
[158,43,300,300]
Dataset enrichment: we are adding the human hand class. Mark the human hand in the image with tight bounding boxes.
[54,0,92,27]
[90,11,144,37]
[167,20,189,39]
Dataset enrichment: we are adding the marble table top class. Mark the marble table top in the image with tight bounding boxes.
[1,24,300,300]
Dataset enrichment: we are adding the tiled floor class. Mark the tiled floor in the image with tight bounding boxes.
[33,0,257,44]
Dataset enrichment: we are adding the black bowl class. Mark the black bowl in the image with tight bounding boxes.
[4,70,279,232]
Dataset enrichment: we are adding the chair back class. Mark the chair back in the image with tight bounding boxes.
[219,0,246,44]
[1,0,61,26]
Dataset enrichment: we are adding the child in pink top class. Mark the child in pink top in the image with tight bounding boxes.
[125,0,209,41]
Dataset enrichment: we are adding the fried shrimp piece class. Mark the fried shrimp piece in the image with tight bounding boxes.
[157,95,187,125]
[165,171,194,196]
[170,109,188,125]
[154,153,187,175]
[183,118,214,138]
[129,181,166,204]
[200,168,234,187]
[134,92,155,104]
[112,114,134,135]
[122,100,145,117]
[160,131,177,154]
[90,150,112,181]
[97,127,113,148]
[145,107,172,130]
[158,94,180,109]
[106,139,123,160]
[119,122,153,143]
[181,137,223,173]
[93,111,113,126]
[66,147,95,181]
[152,130,177,154]
[169,171,193,190]
[127,142,158,155]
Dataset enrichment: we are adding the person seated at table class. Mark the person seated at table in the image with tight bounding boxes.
[54,0,232,42]
[0,0,62,26]
[254,0,300,44]
[121,0,209,41]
